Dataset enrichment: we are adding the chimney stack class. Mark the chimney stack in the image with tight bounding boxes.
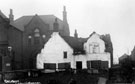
[74,29,78,38]
[53,18,59,32]
[63,6,67,23]
[9,9,14,23]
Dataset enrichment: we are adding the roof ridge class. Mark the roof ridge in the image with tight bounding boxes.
[0,10,7,18]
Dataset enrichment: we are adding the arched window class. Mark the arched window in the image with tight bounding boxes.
[34,29,40,37]
[34,28,40,44]
[28,35,32,45]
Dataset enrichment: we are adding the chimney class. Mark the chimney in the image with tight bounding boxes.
[53,18,59,32]
[74,29,78,38]
[63,6,67,23]
[9,9,14,23]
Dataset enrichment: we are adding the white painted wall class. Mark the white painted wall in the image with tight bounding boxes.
[73,53,111,69]
[84,33,105,54]
[36,32,111,69]
[36,32,74,69]
[81,33,111,68]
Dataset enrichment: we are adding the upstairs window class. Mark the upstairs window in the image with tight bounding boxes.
[34,37,40,44]
[89,44,93,53]
[63,51,67,59]
[89,42,100,54]
[28,35,32,45]
[34,28,40,44]
[34,29,40,37]
[93,43,100,53]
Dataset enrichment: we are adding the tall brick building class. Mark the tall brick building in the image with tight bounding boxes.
[0,10,23,70]
[10,6,70,69]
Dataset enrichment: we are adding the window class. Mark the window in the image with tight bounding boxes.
[93,43,99,53]
[34,37,40,44]
[34,29,40,37]
[34,28,40,44]
[63,52,67,59]
[28,38,32,45]
[89,44,93,53]
[28,35,32,45]
[89,42,100,54]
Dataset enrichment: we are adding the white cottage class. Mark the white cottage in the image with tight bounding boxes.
[84,32,111,68]
[73,32,110,69]
[36,31,110,70]
[36,32,74,69]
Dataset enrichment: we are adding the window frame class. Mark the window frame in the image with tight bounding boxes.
[34,28,40,45]
[93,43,100,53]
[63,51,67,59]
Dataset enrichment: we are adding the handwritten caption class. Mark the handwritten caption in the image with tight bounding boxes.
[4,80,41,84]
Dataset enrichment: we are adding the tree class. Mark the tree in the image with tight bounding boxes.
[120,57,133,82]
[131,46,135,61]
[100,34,113,67]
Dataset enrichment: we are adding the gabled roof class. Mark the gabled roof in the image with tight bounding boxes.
[0,10,7,18]
[0,10,22,32]
[13,15,64,31]
[84,31,101,43]
[42,32,85,55]
[119,53,129,61]
[89,31,100,38]
[61,35,85,54]
[78,37,88,43]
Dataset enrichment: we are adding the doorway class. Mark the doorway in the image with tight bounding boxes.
[76,61,82,69]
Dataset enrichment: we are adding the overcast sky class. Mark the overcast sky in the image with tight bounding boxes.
[0,0,135,63]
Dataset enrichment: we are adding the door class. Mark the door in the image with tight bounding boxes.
[76,61,82,69]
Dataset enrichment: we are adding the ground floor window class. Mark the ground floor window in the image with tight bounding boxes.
[44,63,56,70]
[58,62,70,69]
[44,63,71,70]
[87,60,108,69]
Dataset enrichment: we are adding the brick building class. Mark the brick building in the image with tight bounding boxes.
[0,9,23,70]
[10,6,70,69]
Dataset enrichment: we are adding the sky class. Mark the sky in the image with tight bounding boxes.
[0,0,135,64]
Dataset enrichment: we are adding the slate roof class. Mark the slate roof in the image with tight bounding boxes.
[12,15,64,31]
[61,35,85,55]
[0,10,7,18]
[42,32,85,55]
[78,37,88,43]
[119,54,129,61]
[82,31,101,43]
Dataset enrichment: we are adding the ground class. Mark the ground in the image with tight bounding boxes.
[20,70,100,84]
[1,69,108,84]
